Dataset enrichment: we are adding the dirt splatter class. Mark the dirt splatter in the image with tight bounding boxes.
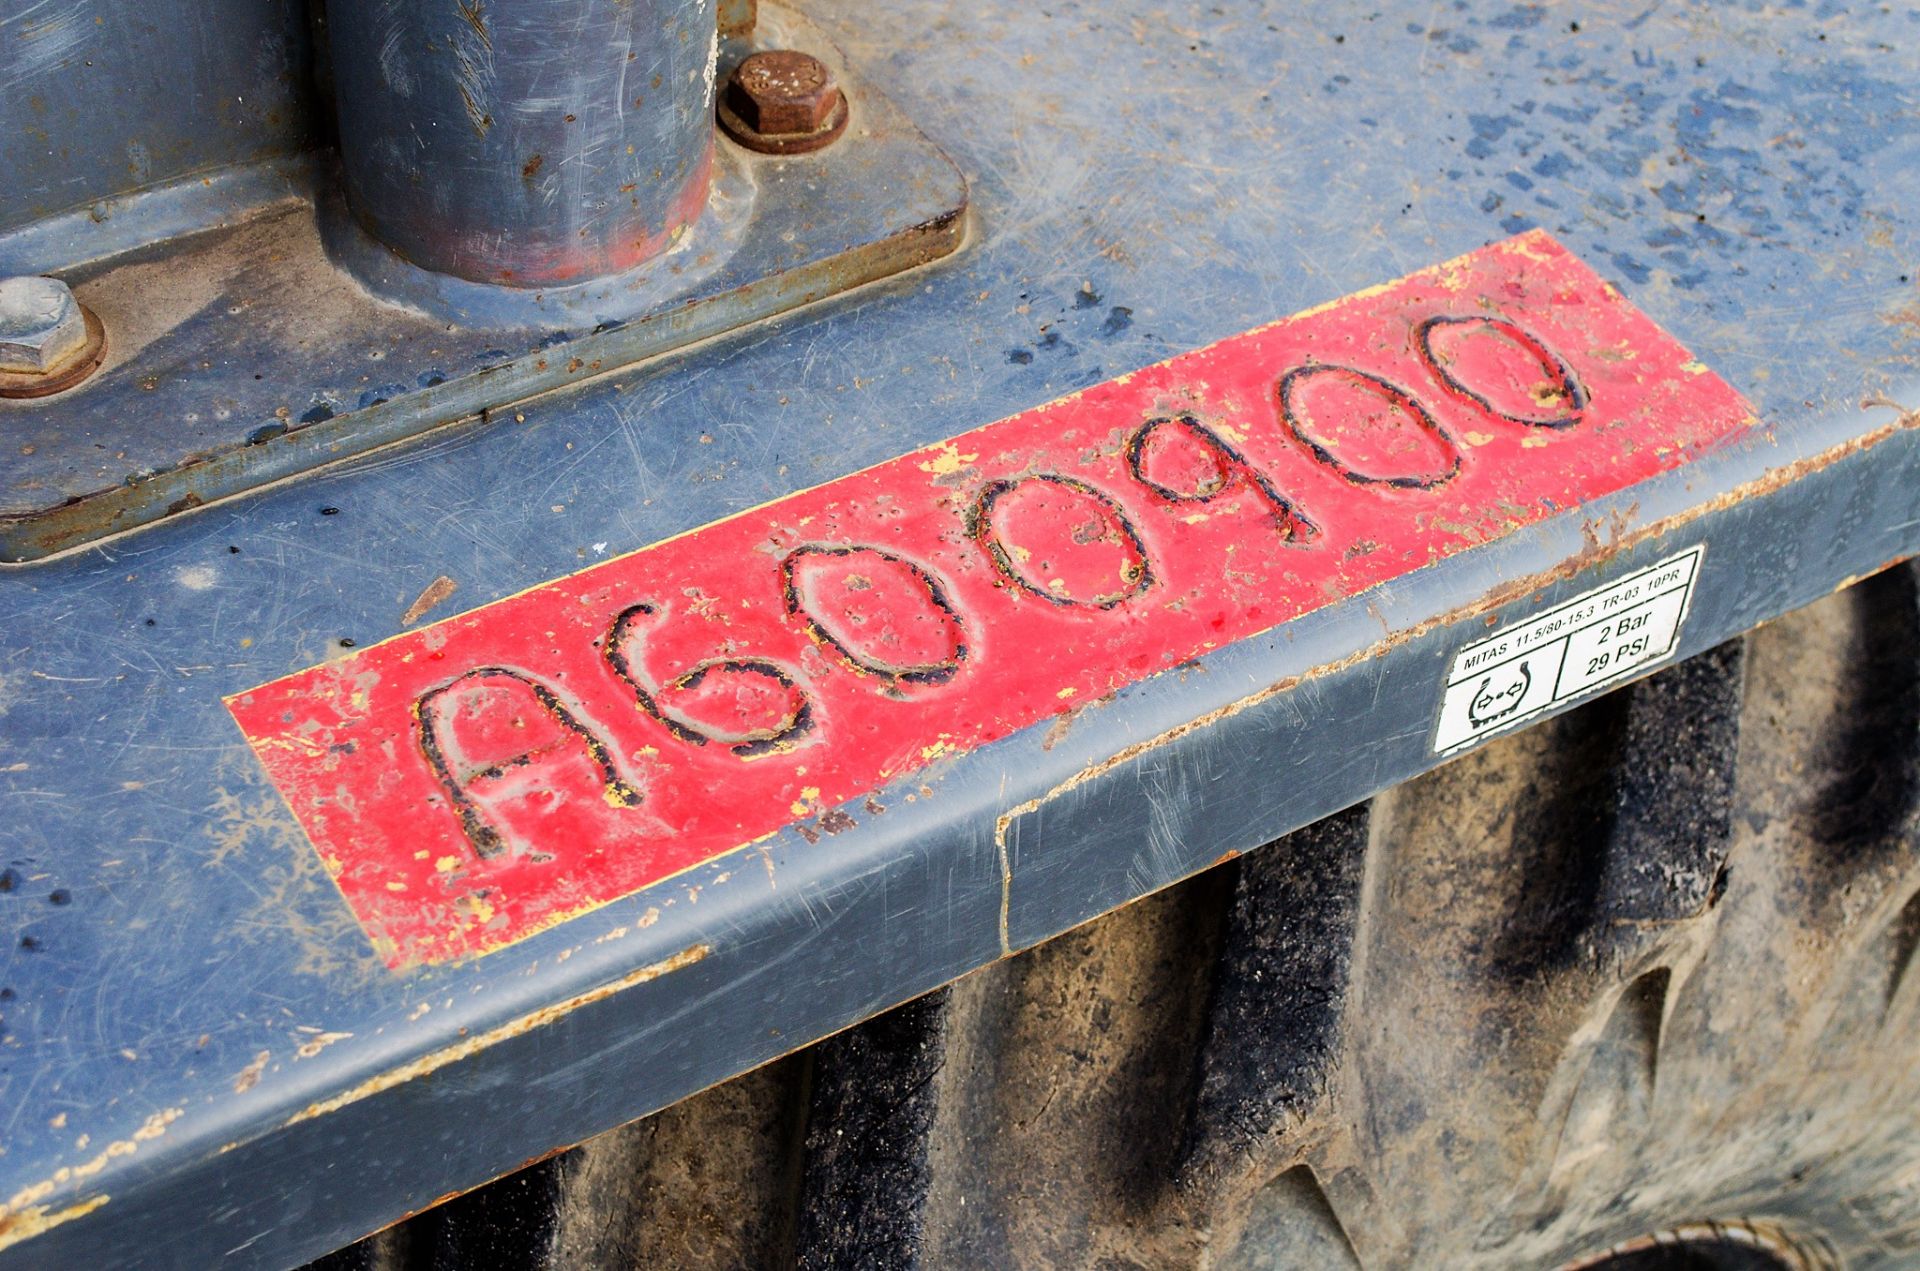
[233,1050,271,1094]
[402,575,459,626]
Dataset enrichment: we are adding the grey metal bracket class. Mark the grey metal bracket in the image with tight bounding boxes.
[0,4,964,564]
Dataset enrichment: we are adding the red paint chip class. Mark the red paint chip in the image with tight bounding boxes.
[227,231,1757,966]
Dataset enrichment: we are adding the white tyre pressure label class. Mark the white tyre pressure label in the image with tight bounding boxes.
[1434,546,1703,754]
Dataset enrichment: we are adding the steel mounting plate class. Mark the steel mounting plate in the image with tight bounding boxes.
[0,4,965,564]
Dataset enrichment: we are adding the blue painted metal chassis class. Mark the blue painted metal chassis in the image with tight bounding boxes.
[0,0,316,238]
[2,1,1919,1265]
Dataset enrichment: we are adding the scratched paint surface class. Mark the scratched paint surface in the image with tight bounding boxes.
[227,230,1755,966]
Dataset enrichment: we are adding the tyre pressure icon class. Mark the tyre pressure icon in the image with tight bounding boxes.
[1467,660,1532,731]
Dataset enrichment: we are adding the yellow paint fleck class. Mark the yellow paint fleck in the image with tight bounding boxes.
[1500,229,1557,263]
[1463,430,1495,447]
[0,1194,110,1254]
[296,1032,352,1060]
[434,856,459,873]
[1057,687,1077,700]
[1,1105,185,1235]
[918,442,978,476]
[1286,275,1401,323]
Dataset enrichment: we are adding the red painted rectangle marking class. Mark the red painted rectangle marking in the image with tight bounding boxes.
[228,231,1757,966]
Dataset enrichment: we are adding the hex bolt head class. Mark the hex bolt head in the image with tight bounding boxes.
[0,277,89,375]
[719,50,849,154]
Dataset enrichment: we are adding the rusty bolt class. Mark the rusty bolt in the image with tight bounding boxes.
[729,51,837,134]
[0,277,88,375]
[718,50,849,155]
[0,275,106,399]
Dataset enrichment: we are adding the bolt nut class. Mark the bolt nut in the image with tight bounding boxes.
[719,50,849,154]
[0,275,107,399]
[0,277,89,375]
